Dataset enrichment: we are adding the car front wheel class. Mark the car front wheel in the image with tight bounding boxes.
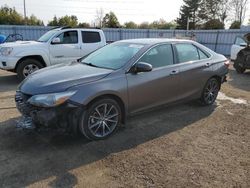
[79,98,122,140]
[200,78,220,105]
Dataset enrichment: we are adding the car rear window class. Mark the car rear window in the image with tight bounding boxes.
[82,31,101,43]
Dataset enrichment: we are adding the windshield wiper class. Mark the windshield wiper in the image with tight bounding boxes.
[82,62,100,68]
[82,62,115,70]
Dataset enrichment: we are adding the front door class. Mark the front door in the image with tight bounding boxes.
[126,44,182,113]
[49,30,81,65]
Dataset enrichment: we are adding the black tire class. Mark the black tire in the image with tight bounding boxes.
[16,58,44,81]
[234,64,246,74]
[200,78,220,106]
[79,98,122,140]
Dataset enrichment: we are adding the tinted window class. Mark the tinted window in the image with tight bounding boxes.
[198,48,209,59]
[139,44,174,68]
[57,31,78,44]
[82,31,101,43]
[175,44,199,63]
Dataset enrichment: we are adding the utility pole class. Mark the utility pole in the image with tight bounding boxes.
[187,17,189,30]
[23,0,27,24]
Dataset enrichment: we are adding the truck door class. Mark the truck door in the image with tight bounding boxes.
[49,30,81,65]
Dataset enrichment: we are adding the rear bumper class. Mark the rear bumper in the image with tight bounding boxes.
[0,56,19,70]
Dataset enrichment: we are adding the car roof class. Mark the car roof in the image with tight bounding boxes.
[52,28,102,32]
[118,38,193,45]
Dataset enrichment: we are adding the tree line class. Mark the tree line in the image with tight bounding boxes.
[0,1,249,30]
[177,0,248,29]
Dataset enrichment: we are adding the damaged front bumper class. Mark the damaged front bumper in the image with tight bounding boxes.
[15,91,82,132]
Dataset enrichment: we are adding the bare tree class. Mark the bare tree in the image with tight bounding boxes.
[230,0,248,24]
[95,8,104,28]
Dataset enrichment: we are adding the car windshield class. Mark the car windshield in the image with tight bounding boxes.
[37,30,58,42]
[81,42,144,70]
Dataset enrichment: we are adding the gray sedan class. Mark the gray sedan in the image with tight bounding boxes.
[16,39,229,140]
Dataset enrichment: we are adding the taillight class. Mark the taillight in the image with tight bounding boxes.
[224,60,230,68]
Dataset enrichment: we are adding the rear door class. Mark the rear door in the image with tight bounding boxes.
[80,31,103,56]
[49,30,81,65]
[126,44,182,113]
[174,43,213,99]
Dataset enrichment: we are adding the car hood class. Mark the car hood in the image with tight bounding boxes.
[19,62,113,95]
[0,40,44,48]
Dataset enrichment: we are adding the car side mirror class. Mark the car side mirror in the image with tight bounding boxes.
[131,62,152,73]
[51,37,61,44]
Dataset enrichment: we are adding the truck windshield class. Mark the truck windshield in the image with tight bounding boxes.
[38,30,58,42]
[81,42,144,70]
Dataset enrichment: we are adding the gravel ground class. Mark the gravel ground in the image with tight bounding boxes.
[0,66,249,188]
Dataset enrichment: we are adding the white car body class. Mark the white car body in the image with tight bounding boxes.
[0,28,106,71]
[230,36,247,61]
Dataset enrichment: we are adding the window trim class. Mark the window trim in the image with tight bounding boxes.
[127,43,177,73]
[173,43,211,64]
[81,31,101,43]
[52,30,79,45]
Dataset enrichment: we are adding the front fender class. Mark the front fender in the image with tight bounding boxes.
[68,73,128,112]
[15,49,50,66]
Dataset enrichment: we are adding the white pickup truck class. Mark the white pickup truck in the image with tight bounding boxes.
[0,27,106,80]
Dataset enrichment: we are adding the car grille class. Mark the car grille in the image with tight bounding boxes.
[15,91,33,116]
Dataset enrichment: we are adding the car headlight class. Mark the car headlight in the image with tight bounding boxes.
[28,91,76,107]
[0,47,13,56]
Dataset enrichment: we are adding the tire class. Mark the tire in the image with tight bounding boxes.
[16,58,44,81]
[79,98,122,140]
[234,63,246,74]
[200,78,220,106]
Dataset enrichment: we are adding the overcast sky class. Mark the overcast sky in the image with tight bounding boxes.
[1,0,183,24]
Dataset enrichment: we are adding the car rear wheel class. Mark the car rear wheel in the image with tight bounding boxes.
[200,78,220,105]
[79,98,122,140]
[16,58,43,81]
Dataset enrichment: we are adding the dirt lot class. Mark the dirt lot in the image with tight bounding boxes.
[0,66,249,188]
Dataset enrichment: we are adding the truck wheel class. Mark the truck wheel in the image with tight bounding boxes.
[234,63,246,74]
[16,58,43,81]
[79,98,122,140]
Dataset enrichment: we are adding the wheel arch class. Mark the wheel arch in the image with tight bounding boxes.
[209,75,222,89]
[15,55,47,71]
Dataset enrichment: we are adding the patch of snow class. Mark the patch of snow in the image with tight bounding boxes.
[217,92,248,105]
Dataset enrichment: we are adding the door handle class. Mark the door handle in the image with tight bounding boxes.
[170,70,179,75]
[204,63,211,67]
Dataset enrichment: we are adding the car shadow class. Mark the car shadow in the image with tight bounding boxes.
[0,74,19,92]
[228,69,250,92]
[0,102,216,187]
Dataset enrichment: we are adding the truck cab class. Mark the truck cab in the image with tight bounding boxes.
[0,27,106,80]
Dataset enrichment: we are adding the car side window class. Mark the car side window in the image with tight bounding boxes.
[139,44,174,68]
[198,48,209,59]
[82,31,101,43]
[56,31,78,44]
[235,36,246,46]
[175,43,200,63]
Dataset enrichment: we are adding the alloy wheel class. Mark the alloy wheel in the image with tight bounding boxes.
[203,79,219,104]
[88,103,119,138]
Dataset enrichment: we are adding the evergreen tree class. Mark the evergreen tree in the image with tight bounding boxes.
[177,0,200,29]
